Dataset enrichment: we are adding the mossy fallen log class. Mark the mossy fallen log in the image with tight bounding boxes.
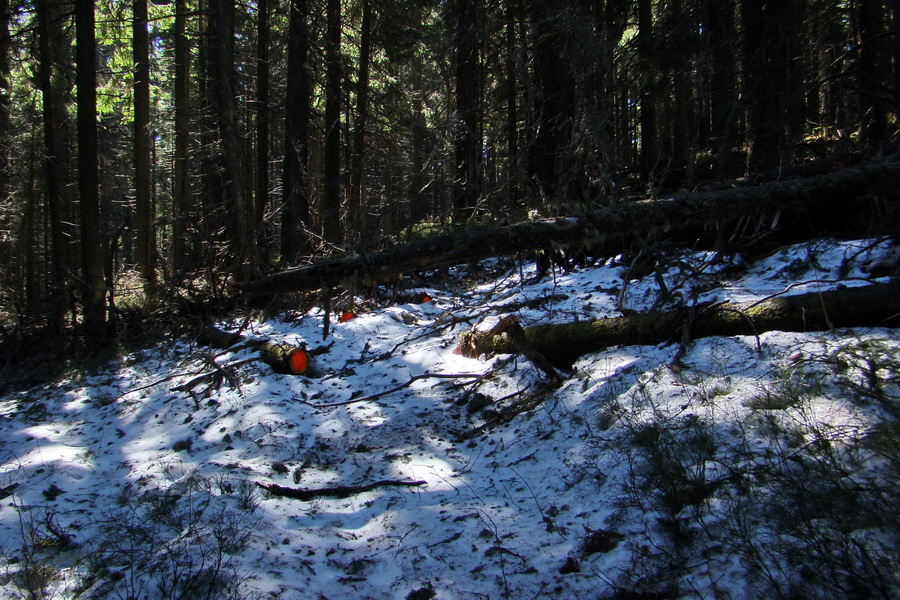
[459,282,900,366]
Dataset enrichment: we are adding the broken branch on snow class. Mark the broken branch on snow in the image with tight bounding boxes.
[297,372,485,409]
[256,479,427,500]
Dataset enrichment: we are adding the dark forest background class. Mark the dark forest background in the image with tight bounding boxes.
[0,0,897,338]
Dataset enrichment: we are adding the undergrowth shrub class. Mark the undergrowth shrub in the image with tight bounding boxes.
[724,339,900,600]
[622,413,723,533]
[80,472,260,600]
[0,501,72,600]
[601,337,900,599]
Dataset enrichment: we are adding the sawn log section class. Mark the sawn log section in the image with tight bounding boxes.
[460,283,900,365]
[232,157,900,297]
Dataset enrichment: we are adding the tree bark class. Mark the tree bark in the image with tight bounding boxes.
[347,0,371,238]
[705,0,738,176]
[858,0,887,144]
[255,0,270,232]
[36,0,67,319]
[134,0,155,292]
[322,0,342,244]
[742,0,791,173]
[0,0,9,209]
[504,0,519,200]
[197,325,314,375]
[215,0,252,276]
[460,283,900,366]
[172,0,190,275]
[232,156,900,297]
[527,0,577,203]
[281,0,311,261]
[257,479,426,501]
[75,0,106,335]
[453,0,481,223]
[638,0,659,181]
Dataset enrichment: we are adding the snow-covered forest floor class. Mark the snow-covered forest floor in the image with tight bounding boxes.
[1,237,899,600]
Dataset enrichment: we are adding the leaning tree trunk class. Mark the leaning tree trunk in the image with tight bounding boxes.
[232,156,900,298]
[459,282,900,366]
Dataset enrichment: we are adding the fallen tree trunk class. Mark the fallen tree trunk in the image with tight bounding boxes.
[458,282,900,366]
[198,325,313,375]
[232,157,900,297]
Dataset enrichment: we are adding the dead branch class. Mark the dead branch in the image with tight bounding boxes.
[297,372,485,409]
[256,479,427,500]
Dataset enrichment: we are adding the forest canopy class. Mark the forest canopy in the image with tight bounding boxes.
[0,0,897,337]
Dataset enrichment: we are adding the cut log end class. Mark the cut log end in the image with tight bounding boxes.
[459,283,900,367]
[288,348,310,375]
[258,342,311,375]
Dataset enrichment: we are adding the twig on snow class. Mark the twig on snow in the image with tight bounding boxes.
[296,372,485,409]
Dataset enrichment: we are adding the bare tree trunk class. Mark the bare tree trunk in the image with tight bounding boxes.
[255,0,269,239]
[322,0,342,244]
[133,0,155,293]
[858,0,887,144]
[527,0,578,204]
[669,0,691,172]
[75,0,106,335]
[505,0,519,201]
[453,0,481,223]
[705,0,738,177]
[172,0,189,275]
[894,0,900,126]
[36,0,66,321]
[347,0,371,239]
[208,0,252,277]
[742,0,789,173]
[281,0,310,261]
[0,0,9,206]
[638,0,659,182]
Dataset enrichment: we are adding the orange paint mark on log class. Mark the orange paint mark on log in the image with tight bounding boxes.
[289,349,310,374]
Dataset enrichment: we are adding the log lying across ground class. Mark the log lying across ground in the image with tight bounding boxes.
[459,283,900,366]
[198,325,312,375]
[232,157,900,297]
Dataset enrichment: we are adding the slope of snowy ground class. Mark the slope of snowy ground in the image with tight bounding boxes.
[1,237,898,599]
